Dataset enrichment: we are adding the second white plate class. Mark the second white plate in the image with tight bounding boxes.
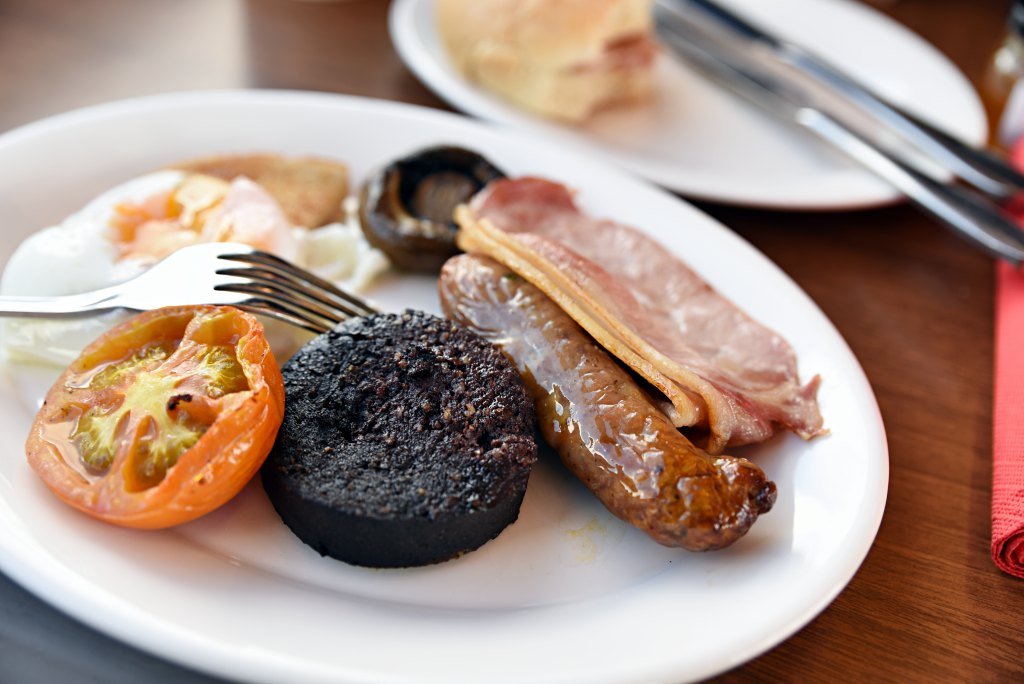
[390,0,987,209]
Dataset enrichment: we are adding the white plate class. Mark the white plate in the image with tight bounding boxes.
[390,0,986,209]
[0,91,887,683]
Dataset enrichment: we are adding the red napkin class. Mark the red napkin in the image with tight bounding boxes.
[991,140,1024,579]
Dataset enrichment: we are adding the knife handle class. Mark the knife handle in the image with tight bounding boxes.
[684,0,1024,199]
[803,108,1024,265]
[888,103,1024,198]
[791,51,1024,200]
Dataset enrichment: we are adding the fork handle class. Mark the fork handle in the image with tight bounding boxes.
[0,288,123,318]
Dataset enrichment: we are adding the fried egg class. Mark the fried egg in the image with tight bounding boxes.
[1,171,388,366]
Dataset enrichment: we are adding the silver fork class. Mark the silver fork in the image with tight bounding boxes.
[0,242,376,333]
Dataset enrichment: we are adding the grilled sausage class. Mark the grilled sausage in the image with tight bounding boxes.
[439,255,776,551]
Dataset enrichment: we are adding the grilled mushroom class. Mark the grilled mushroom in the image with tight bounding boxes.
[358,146,505,272]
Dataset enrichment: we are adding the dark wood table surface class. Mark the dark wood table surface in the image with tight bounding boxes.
[1,0,1021,682]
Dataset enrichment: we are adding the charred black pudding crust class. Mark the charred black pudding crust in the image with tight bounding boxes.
[261,310,538,567]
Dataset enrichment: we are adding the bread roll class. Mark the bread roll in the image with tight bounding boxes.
[437,0,656,122]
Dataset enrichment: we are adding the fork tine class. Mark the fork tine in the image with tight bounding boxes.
[216,282,347,329]
[217,266,366,321]
[235,299,334,335]
[252,251,378,316]
[220,250,377,316]
[239,305,327,335]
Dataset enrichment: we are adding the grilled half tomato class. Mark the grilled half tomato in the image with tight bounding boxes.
[25,305,285,529]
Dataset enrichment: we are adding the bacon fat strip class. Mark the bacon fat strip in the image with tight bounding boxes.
[439,254,776,551]
[455,177,824,454]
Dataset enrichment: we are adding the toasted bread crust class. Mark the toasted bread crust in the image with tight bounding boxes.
[171,154,348,228]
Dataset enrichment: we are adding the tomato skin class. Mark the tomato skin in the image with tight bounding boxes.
[25,306,285,529]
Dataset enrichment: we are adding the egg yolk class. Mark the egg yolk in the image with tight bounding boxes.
[108,174,295,264]
[109,174,230,262]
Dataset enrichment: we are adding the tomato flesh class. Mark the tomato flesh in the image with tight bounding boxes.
[26,306,284,528]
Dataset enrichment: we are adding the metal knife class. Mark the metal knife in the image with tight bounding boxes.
[653,0,1024,265]
[672,0,1024,200]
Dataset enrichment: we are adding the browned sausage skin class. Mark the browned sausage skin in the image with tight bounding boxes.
[439,255,776,551]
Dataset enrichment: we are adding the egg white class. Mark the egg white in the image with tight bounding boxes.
[0,172,185,365]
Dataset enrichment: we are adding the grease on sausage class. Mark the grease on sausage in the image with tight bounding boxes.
[439,255,776,551]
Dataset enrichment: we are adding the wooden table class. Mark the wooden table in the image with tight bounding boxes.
[0,1,1020,681]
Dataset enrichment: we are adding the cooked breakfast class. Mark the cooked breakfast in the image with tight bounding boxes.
[261,310,538,567]
[358,146,505,272]
[440,255,775,550]
[455,177,825,454]
[9,145,824,563]
[437,0,657,122]
[24,306,284,528]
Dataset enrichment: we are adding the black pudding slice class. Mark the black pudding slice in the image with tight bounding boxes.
[261,310,538,568]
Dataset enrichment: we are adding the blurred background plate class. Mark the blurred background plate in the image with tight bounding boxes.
[390,0,987,209]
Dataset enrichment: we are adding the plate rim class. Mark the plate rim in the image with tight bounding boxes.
[0,89,889,684]
[388,0,987,210]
